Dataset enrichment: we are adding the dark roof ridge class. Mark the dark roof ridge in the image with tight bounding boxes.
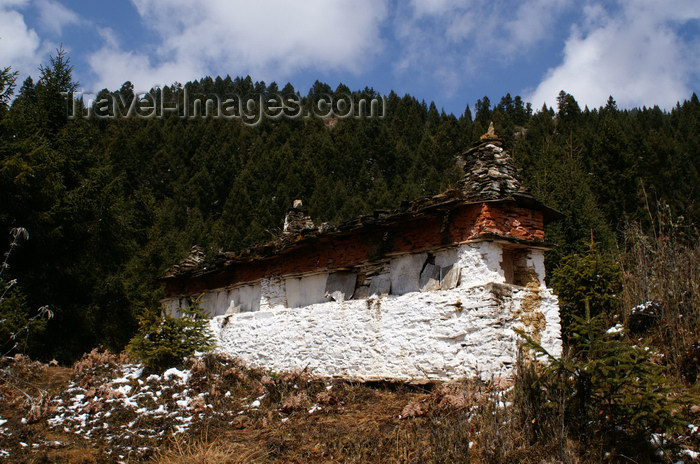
[162,126,562,280]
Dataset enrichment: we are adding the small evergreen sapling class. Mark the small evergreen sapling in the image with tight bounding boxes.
[550,249,622,339]
[127,299,215,372]
[519,307,688,459]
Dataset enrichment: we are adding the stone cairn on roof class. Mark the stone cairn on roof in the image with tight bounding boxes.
[458,122,526,201]
[164,245,205,277]
[283,199,316,234]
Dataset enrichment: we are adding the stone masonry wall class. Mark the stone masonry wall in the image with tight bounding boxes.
[209,282,561,381]
[164,242,561,381]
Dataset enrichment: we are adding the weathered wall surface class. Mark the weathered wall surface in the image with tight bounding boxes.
[162,202,546,298]
[164,242,561,381]
[161,135,563,381]
[163,241,515,317]
[209,282,561,381]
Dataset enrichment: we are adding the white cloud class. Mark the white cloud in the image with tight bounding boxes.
[87,0,389,92]
[527,0,700,110]
[392,0,571,93]
[0,3,49,76]
[505,0,570,50]
[86,46,200,93]
[0,0,30,7]
[36,0,79,35]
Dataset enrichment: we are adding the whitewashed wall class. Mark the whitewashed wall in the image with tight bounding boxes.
[163,241,515,316]
[164,241,561,380]
[210,283,561,381]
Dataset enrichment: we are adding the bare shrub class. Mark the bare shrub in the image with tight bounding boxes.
[399,400,425,418]
[0,354,54,422]
[73,347,130,376]
[281,392,309,412]
[315,390,337,405]
[431,382,474,411]
[465,354,588,464]
[620,209,700,380]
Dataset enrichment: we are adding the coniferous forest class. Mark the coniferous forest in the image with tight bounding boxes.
[1,50,699,365]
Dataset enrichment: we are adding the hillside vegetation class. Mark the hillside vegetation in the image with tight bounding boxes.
[0,50,698,462]
[0,350,697,463]
[0,51,698,361]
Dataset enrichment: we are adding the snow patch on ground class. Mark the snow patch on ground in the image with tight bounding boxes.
[163,367,190,384]
[606,324,624,334]
[44,363,202,460]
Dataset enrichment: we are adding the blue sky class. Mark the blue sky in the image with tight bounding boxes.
[1,0,699,116]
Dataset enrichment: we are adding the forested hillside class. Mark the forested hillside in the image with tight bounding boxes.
[1,51,698,363]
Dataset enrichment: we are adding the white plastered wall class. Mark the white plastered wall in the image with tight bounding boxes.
[210,282,561,381]
[163,241,562,380]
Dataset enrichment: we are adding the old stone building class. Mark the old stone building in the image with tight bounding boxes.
[162,127,563,381]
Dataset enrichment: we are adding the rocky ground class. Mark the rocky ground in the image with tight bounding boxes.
[0,351,698,463]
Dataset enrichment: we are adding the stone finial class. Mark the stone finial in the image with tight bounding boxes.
[480,122,497,140]
[163,245,205,277]
[459,129,527,200]
[182,245,205,267]
[283,200,315,234]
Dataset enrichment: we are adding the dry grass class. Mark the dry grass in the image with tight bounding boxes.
[152,435,267,464]
[0,354,70,423]
[73,347,132,376]
[620,211,700,381]
[1,351,696,463]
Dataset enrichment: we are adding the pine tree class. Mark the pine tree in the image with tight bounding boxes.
[523,310,688,460]
[35,46,78,137]
[0,66,18,115]
[127,300,215,372]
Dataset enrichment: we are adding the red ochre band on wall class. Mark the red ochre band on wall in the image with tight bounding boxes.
[163,199,550,299]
